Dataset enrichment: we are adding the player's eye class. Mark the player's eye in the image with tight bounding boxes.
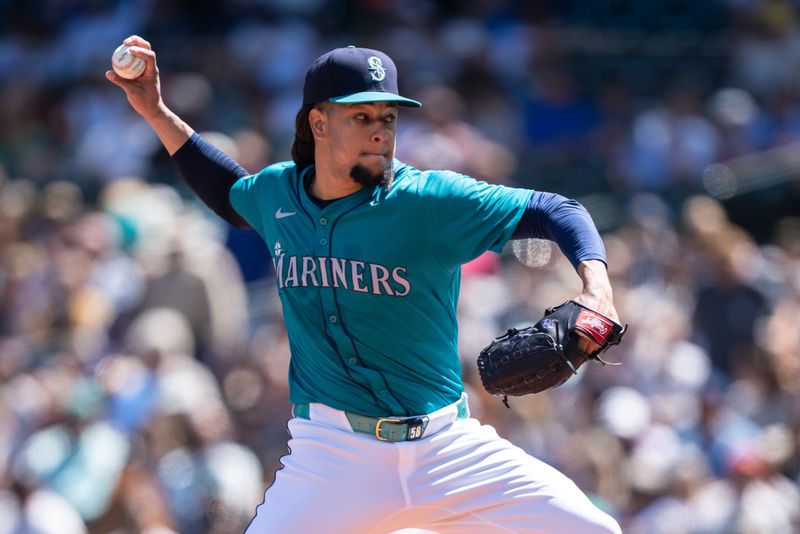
[383,115,396,124]
[354,114,368,121]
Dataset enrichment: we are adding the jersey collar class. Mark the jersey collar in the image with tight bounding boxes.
[297,164,376,216]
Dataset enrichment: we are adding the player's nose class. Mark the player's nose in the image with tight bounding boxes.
[370,130,387,144]
[369,124,393,145]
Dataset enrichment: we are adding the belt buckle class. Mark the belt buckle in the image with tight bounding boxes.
[375,416,428,442]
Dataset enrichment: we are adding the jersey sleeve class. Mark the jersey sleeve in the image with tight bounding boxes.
[228,163,292,232]
[229,174,264,232]
[419,170,533,270]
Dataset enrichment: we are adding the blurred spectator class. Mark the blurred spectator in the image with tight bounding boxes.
[688,217,770,377]
[523,66,601,153]
[617,82,722,193]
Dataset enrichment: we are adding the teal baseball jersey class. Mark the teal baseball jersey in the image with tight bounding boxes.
[230,160,531,417]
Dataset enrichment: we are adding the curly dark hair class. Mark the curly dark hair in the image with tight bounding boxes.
[291,103,316,170]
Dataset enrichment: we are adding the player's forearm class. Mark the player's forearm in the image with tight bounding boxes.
[143,104,195,156]
[577,260,613,300]
[575,258,620,323]
[171,133,251,228]
[142,106,250,228]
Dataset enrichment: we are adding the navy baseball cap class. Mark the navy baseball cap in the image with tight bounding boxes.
[303,46,421,107]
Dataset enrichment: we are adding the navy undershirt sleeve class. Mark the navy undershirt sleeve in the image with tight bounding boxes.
[511,191,606,267]
[171,132,251,228]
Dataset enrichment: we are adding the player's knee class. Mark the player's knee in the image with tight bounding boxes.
[573,508,621,534]
[545,503,620,534]
[596,515,622,534]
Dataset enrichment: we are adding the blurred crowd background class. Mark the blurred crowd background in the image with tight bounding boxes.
[1,0,800,533]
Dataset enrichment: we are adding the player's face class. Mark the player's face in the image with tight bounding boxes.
[318,102,399,186]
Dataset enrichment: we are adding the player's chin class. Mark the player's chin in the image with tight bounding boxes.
[349,163,384,187]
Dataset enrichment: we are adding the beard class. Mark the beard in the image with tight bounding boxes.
[350,163,394,190]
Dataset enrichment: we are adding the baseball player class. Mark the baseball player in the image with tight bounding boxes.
[107,35,623,533]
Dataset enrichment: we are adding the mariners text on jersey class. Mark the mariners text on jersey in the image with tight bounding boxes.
[273,250,411,296]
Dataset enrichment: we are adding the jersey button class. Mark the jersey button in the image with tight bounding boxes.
[378,390,387,398]
[348,357,358,365]
[319,217,328,225]
[319,238,328,246]
[328,315,337,323]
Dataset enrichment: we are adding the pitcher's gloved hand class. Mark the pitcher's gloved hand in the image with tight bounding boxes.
[477,300,626,402]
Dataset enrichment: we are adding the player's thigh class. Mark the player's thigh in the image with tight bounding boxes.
[412,419,620,534]
[245,419,404,534]
[436,490,621,534]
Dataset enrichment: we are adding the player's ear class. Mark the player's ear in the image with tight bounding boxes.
[309,107,327,139]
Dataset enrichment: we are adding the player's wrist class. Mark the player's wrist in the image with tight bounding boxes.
[577,260,612,297]
[142,104,194,156]
[141,100,170,122]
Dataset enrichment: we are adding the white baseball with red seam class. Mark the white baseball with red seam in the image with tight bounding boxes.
[111,44,145,79]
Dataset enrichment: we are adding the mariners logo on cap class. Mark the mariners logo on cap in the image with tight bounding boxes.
[367,56,386,81]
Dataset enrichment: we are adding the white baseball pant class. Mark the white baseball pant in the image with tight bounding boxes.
[245,395,621,533]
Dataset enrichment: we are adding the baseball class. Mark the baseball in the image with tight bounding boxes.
[111,44,146,79]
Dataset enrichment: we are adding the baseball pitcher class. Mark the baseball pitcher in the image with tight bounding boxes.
[107,35,625,533]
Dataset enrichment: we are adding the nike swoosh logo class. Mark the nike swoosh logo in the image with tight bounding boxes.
[275,208,297,219]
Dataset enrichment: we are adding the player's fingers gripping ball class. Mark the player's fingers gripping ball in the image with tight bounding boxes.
[477,300,626,400]
[111,44,146,79]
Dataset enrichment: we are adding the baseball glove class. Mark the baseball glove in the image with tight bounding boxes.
[477,300,626,403]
